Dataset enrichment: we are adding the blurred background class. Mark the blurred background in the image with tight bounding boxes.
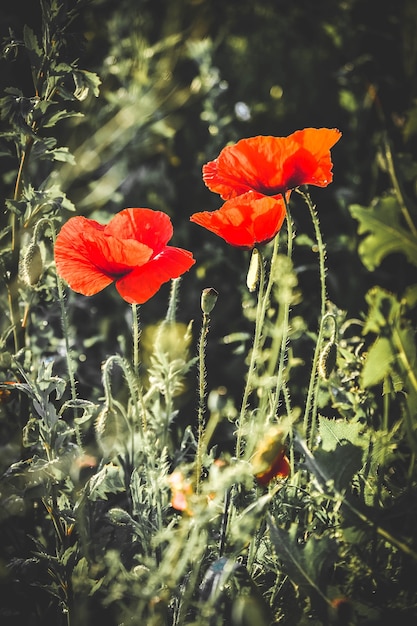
[1,0,416,406]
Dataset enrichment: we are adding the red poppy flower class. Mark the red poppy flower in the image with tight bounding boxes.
[190,192,286,248]
[202,128,342,200]
[54,208,195,304]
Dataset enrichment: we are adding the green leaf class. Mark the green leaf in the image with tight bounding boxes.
[314,442,364,492]
[363,286,402,335]
[23,25,43,72]
[72,69,101,100]
[361,336,394,388]
[268,518,338,598]
[318,416,368,451]
[404,283,417,309]
[349,194,417,270]
[87,464,126,501]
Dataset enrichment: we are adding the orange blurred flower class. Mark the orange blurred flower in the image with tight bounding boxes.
[168,469,194,516]
[251,425,290,486]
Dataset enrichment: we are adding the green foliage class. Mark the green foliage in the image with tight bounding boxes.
[1,1,417,625]
[349,194,417,270]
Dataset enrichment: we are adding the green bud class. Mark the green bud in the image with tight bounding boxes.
[318,341,338,380]
[246,248,260,292]
[201,288,218,314]
[22,242,43,286]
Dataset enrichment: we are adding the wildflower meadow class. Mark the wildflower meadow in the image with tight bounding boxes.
[1,1,417,625]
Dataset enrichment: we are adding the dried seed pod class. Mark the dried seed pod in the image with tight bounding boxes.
[22,242,43,286]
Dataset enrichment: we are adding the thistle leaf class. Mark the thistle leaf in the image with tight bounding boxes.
[349,194,417,270]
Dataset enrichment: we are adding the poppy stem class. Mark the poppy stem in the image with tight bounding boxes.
[195,289,216,493]
[298,190,330,448]
[236,248,266,460]
[270,198,294,420]
[131,303,141,379]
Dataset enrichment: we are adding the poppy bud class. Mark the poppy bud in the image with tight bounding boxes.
[201,288,218,314]
[246,248,260,292]
[22,241,43,286]
[318,340,338,380]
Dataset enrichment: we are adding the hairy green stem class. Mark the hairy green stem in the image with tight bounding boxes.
[298,190,329,447]
[195,310,210,493]
[270,199,294,420]
[236,248,266,459]
[131,303,141,379]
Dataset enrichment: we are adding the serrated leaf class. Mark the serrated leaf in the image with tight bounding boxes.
[73,69,101,100]
[349,195,417,270]
[87,464,125,501]
[318,416,368,451]
[361,337,394,388]
[43,108,83,128]
[313,442,364,492]
[23,25,43,71]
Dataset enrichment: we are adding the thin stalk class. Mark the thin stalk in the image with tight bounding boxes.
[195,309,211,493]
[236,248,266,459]
[303,313,337,448]
[270,199,294,420]
[48,220,79,419]
[298,190,329,447]
[298,189,326,318]
[7,137,34,353]
[102,354,144,448]
[131,303,140,379]
[383,134,417,237]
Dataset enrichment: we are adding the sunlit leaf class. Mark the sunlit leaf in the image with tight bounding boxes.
[349,194,417,270]
[361,337,394,388]
[87,463,126,501]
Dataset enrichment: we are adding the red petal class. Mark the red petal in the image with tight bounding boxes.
[105,208,173,254]
[256,454,290,486]
[55,217,114,295]
[190,193,286,248]
[115,247,195,304]
[202,129,341,199]
[54,216,153,296]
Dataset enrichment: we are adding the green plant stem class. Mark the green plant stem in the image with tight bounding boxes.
[299,189,326,317]
[102,354,146,456]
[48,219,80,422]
[269,199,294,420]
[298,190,329,447]
[132,303,141,379]
[7,137,35,354]
[303,313,336,448]
[235,248,266,459]
[195,311,211,493]
[383,133,417,237]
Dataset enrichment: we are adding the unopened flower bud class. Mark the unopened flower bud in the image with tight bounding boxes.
[318,341,338,380]
[22,242,43,286]
[201,288,218,314]
[246,248,260,292]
